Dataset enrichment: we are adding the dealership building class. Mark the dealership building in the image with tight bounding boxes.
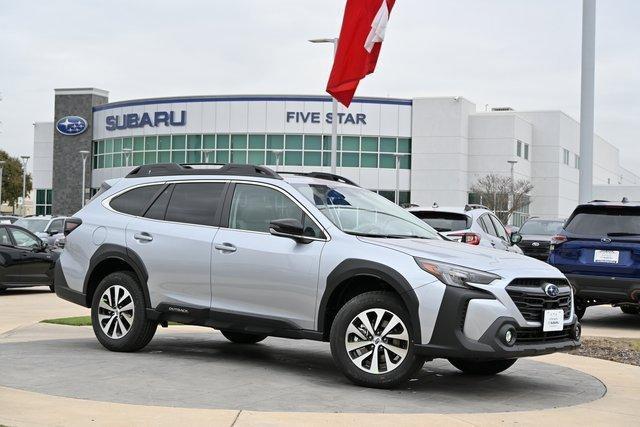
[32,87,640,223]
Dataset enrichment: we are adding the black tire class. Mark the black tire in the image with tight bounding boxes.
[49,284,55,293]
[620,305,640,315]
[91,271,157,352]
[574,300,587,320]
[220,330,267,344]
[330,291,425,389]
[448,358,517,375]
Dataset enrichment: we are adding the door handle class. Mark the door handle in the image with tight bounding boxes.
[490,241,496,247]
[214,243,237,253]
[134,232,153,242]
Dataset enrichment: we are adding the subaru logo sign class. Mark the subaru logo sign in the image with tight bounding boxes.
[56,116,87,136]
[544,283,560,298]
[601,237,612,244]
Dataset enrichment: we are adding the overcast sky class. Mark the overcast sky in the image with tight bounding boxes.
[1,0,638,172]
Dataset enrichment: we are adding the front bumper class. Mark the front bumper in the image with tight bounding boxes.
[567,273,640,304]
[415,286,580,360]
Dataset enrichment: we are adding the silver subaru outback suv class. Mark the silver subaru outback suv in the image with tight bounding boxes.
[55,163,580,388]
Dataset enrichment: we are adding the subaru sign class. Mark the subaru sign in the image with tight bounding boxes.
[105,110,187,131]
[56,116,88,136]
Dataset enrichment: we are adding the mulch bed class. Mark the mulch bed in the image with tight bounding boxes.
[568,337,640,366]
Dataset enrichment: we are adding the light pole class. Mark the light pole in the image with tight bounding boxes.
[79,150,90,207]
[394,153,403,205]
[122,148,132,168]
[309,37,339,174]
[202,149,214,164]
[507,159,518,225]
[20,156,29,216]
[271,149,283,172]
[0,161,5,213]
[579,0,596,203]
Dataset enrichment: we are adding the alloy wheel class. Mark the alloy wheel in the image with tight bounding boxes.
[98,285,135,339]
[345,308,409,374]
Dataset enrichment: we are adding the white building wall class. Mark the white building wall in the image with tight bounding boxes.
[32,122,54,189]
[410,97,474,206]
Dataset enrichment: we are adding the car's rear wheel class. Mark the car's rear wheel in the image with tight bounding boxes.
[49,284,55,293]
[220,330,267,344]
[620,305,639,315]
[91,271,157,352]
[448,358,517,375]
[330,291,425,389]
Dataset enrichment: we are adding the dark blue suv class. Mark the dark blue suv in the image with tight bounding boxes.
[549,200,640,319]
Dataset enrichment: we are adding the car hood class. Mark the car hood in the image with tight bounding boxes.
[521,235,552,242]
[358,237,554,273]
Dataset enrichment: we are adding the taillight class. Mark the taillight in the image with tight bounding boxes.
[449,232,481,245]
[551,234,567,245]
[64,217,82,236]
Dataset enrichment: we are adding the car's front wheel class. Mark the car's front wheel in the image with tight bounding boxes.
[448,358,517,375]
[91,271,157,352]
[220,330,267,344]
[574,300,587,320]
[330,291,425,389]
[49,284,55,293]
[620,305,639,315]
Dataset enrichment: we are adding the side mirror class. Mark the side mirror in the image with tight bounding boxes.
[510,232,523,245]
[269,218,309,243]
[48,229,60,236]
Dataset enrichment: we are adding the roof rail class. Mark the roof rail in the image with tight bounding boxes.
[278,171,359,186]
[464,203,490,211]
[125,163,282,179]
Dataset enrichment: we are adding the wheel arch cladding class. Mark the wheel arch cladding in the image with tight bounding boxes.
[84,244,150,307]
[319,259,422,342]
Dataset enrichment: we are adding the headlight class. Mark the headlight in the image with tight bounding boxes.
[414,258,501,288]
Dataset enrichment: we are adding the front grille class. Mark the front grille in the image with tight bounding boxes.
[515,325,573,344]
[506,278,572,322]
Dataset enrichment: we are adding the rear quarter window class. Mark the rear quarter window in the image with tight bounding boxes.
[109,185,163,216]
[410,211,471,232]
[565,206,640,235]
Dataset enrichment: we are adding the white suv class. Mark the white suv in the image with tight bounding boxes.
[55,163,580,388]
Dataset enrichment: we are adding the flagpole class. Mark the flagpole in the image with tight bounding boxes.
[309,37,339,174]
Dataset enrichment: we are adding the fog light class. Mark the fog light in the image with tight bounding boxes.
[500,326,517,346]
[571,322,581,340]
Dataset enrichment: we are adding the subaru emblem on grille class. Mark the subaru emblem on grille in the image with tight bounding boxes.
[532,242,540,247]
[601,237,612,243]
[544,283,560,298]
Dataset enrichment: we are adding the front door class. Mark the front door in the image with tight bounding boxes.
[125,182,227,308]
[0,226,25,286]
[7,226,53,284]
[211,183,326,330]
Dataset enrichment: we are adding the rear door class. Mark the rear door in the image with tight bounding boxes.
[125,181,227,308]
[553,205,640,277]
[0,226,25,285]
[477,214,507,250]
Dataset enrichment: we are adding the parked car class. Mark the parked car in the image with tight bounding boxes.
[0,215,20,224]
[549,200,640,318]
[407,204,524,254]
[514,218,565,261]
[55,164,579,388]
[0,224,59,293]
[14,216,68,249]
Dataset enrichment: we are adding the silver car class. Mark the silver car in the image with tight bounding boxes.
[407,204,524,254]
[55,164,579,388]
[14,216,67,248]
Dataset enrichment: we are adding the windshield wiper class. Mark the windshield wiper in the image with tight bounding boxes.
[346,231,431,239]
[607,232,640,237]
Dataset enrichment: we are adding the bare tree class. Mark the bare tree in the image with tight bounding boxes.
[470,174,533,224]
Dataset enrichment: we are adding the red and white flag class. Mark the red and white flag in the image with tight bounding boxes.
[326,0,396,107]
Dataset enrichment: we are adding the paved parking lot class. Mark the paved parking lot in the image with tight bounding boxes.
[1,287,639,426]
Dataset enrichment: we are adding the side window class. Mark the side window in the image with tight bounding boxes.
[143,185,173,220]
[165,182,225,226]
[110,185,163,216]
[48,219,64,234]
[229,184,322,237]
[490,215,509,241]
[0,227,11,245]
[479,215,498,237]
[9,228,40,248]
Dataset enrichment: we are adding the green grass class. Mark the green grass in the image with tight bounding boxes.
[631,339,640,352]
[41,315,92,326]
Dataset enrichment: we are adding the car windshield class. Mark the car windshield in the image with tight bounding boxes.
[519,220,564,236]
[409,211,470,232]
[565,207,640,236]
[293,183,441,239]
[14,218,49,233]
